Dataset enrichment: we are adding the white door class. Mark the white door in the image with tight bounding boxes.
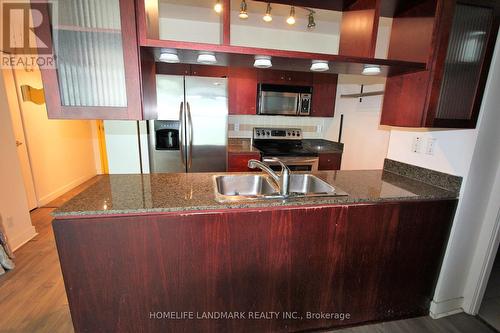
[9,94,38,210]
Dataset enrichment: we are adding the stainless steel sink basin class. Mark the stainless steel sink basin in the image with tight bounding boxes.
[215,175,279,198]
[288,174,340,195]
[214,174,348,202]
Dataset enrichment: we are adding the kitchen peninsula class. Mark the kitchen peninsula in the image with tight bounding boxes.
[52,160,460,333]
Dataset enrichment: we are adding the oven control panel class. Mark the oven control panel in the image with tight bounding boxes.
[253,127,302,140]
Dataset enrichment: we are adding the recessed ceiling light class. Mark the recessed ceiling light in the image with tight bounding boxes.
[286,6,296,25]
[254,55,272,68]
[158,48,179,63]
[197,51,217,64]
[239,0,248,19]
[362,64,381,75]
[310,60,329,72]
[263,3,272,22]
[214,0,222,13]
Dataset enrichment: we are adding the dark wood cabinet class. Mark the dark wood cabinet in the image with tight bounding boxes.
[340,200,456,320]
[258,69,313,86]
[385,200,457,317]
[337,204,400,323]
[311,73,338,117]
[318,153,342,170]
[227,152,261,172]
[156,63,228,77]
[381,0,500,128]
[227,68,337,117]
[35,0,142,120]
[190,65,228,78]
[338,0,380,58]
[228,67,258,115]
[53,199,457,332]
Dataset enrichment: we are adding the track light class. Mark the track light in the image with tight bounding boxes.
[214,0,222,13]
[286,6,296,25]
[263,3,272,22]
[239,0,248,19]
[362,64,381,75]
[307,11,316,29]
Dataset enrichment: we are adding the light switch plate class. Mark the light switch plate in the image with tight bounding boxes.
[426,138,437,155]
[412,136,423,153]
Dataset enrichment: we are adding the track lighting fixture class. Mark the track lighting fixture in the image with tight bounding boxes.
[307,10,316,29]
[286,6,296,25]
[239,0,248,19]
[263,3,272,22]
[214,0,222,13]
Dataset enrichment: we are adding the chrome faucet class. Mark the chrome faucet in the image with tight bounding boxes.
[248,158,290,196]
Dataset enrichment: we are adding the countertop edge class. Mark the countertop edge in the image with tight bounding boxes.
[52,195,458,219]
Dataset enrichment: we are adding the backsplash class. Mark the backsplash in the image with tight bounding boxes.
[228,115,333,139]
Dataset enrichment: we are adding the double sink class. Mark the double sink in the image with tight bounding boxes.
[214,174,348,202]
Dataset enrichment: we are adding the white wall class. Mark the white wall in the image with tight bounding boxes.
[0,73,37,250]
[323,75,391,170]
[3,69,98,206]
[104,121,142,174]
[385,32,500,318]
[386,129,477,176]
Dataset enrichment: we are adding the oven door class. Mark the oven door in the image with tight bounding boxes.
[259,91,299,115]
[263,156,319,172]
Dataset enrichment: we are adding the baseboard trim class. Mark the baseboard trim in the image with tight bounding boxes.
[429,297,464,319]
[37,173,96,206]
[11,226,38,252]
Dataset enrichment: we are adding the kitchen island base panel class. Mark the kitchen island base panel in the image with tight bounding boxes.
[53,200,456,333]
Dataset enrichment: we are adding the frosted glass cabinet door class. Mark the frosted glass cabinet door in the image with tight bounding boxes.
[37,0,142,119]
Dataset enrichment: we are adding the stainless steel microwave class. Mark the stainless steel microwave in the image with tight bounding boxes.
[258,84,312,116]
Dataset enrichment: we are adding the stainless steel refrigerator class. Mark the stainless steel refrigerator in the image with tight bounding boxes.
[148,75,228,173]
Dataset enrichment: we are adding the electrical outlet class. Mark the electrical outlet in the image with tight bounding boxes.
[234,123,239,132]
[426,138,437,155]
[412,136,423,153]
[316,124,322,133]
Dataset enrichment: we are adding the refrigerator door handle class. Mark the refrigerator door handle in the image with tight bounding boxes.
[179,101,186,167]
[186,102,194,169]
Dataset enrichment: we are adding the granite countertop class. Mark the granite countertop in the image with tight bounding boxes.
[302,139,344,154]
[52,169,457,218]
[227,138,260,153]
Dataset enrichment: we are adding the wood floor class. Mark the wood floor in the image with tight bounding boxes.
[0,177,496,333]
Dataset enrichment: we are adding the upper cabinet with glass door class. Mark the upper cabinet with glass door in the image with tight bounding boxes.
[37,0,142,119]
[139,0,224,45]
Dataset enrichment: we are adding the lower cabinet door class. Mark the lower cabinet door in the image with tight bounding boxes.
[227,152,261,172]
[318,153,342,170]
[384,200,457,317]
